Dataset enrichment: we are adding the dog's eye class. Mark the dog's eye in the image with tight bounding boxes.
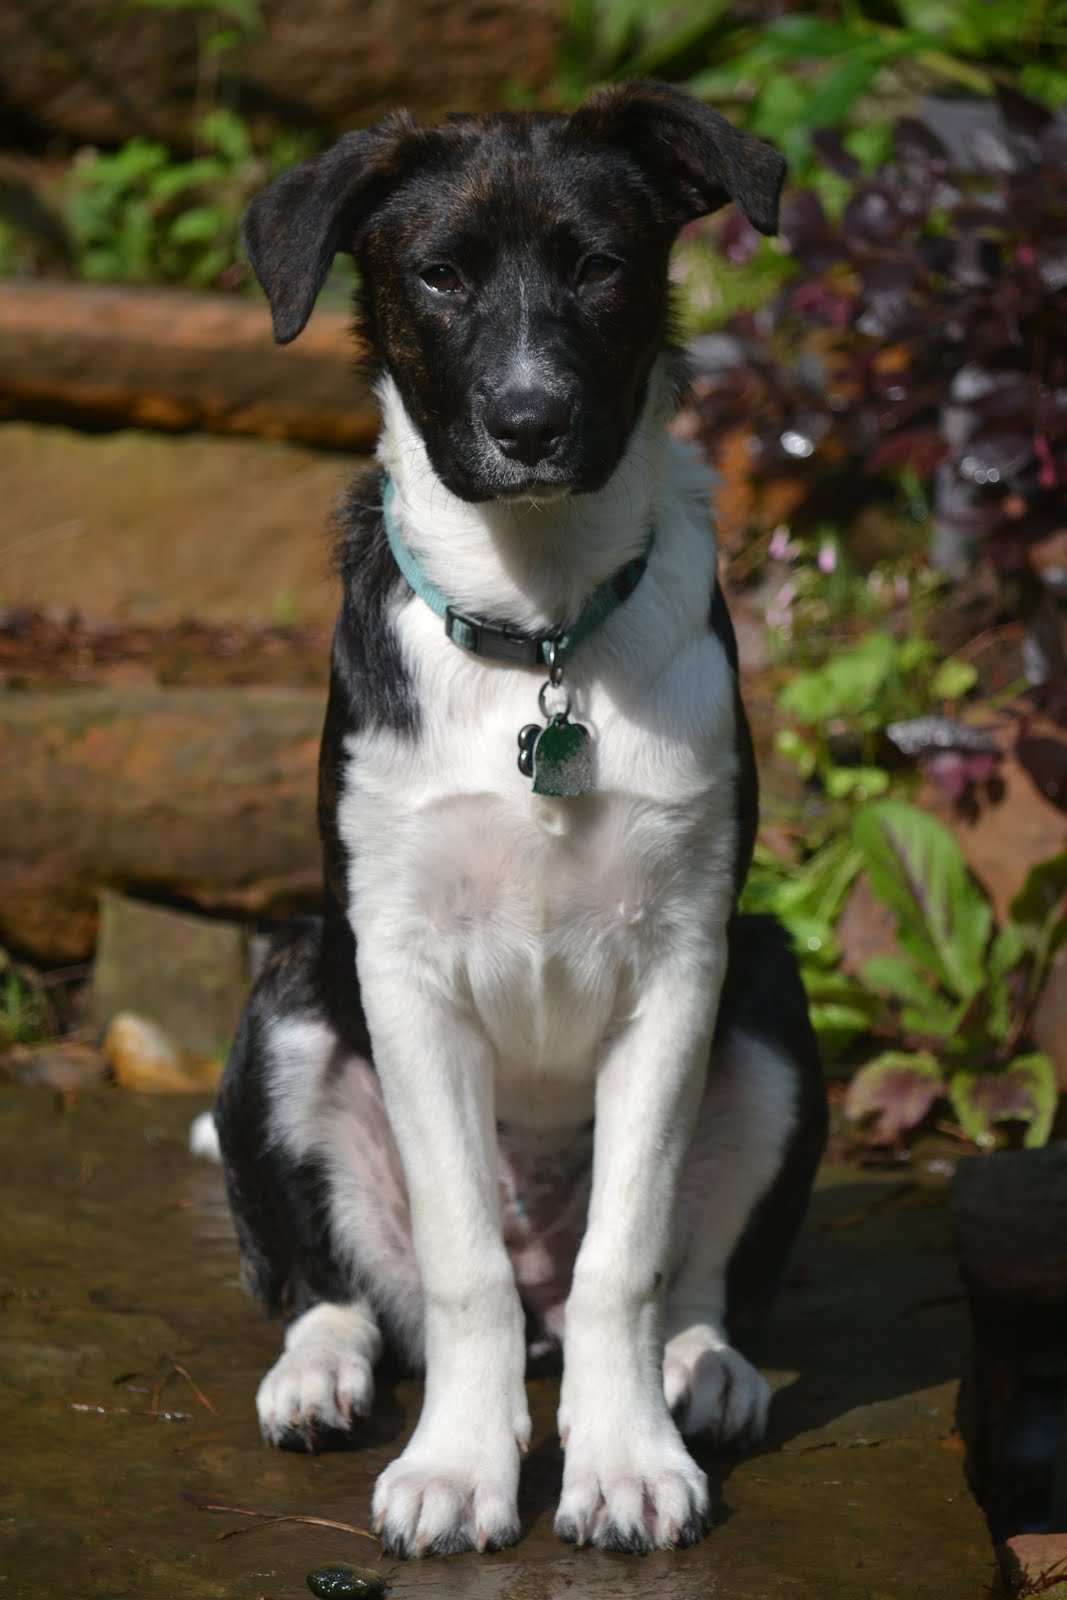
[420,263,464,295]
[577,255,620,289]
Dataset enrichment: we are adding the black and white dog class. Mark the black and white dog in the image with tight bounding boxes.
[215,79,826,1559]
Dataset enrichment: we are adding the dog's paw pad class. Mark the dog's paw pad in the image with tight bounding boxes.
[663,1334,770,1448]
[256,1347,374,1451]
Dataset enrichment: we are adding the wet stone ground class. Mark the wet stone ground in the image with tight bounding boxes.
[1,1084,999,1600]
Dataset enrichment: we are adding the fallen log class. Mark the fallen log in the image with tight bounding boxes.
[2,685,325,964]
[0,281,377,451]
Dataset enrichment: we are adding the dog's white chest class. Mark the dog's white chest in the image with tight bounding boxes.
[342,600,738,1132]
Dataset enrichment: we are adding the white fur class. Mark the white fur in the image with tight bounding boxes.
[265,1017,426,1356]
[336,368,754,1553]
[257,1300,382,1446]
[664,1032,799,1445]
[188,1109,220,1161]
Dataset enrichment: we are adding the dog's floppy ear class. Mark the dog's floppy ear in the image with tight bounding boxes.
[569,79,786,236]
[243,113,421,344]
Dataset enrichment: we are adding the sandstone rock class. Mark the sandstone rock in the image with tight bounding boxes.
[0,685,323,964]
[103,1011,221,1093]
[0,0,560,150]
[999,1533,1067,1597]
[0,423,350,629]
[90,892,250,1059]
[0,282,376,452]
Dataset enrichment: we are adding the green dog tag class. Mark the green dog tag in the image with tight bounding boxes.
[531,713,594,797]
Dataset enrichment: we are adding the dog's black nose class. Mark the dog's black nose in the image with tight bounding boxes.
[485,388,571,467]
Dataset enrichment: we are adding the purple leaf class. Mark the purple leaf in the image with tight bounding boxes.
[845,1051,944,1142]
[844,187,900,245]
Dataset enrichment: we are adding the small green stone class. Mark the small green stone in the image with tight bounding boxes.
[306,1562,386,1600]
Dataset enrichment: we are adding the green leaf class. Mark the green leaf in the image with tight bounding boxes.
[899,1000,967,1041]
[948,1055,1058,1149]
[825,764,891,799]
[1010,850,1067,929]
[774,726,818,778]
[198,107,254,163]
[753,13,870,58]
[779,632,901,724]
[786,915,840,968]
[168,206,228,244]
[800,53,884,136]
[853,800,993,1002]
[204,26,244,55]
[931,656,978,700]
[896,634,936,675]
[989,920,1029,979]
[149,158,227,200]
[861,953,945,1012]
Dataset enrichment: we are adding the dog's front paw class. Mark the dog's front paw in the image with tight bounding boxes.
[663,1326,770,1449]
[256,1345,374,1451]
[372,1430,523,1557]
[555,1423,709,1552]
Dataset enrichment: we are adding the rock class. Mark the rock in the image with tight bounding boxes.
[103,1012,221,1093]
[0,283,377,452]
[0,685,323,964]
[953,1149,1067,1546]
[2,1040,108,1093]
[999,1533,1067,1597]
[307,1564,386,1600]
[952,1146,1067,1303]
[0,0,560,150]
[0,423,349,629]
[90,892,250,1059]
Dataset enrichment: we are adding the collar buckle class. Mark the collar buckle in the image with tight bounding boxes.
[445,606,548,667]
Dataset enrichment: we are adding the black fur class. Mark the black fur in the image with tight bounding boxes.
[214,920,350,1323]
[242,81,785,503]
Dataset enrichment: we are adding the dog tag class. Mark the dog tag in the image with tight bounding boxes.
[517,723,541,779]
[531,713,594,797]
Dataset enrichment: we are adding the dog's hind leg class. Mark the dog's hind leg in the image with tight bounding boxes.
[663,914,826,1449]
[214,917,417,1451]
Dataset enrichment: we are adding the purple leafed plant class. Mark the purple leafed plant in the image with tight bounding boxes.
[691,87,1067,609]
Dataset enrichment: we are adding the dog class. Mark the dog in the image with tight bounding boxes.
[214,78,826,1559]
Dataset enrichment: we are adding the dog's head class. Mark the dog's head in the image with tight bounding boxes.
[244,81,785,503]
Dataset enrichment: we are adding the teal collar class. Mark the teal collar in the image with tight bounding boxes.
[381,476,653,669]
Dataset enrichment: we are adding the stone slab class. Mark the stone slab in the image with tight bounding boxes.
[0,422,355,628]
[0,685,323,962]
[0,283,377,451]
[0,1086,997,1599]
[91,890,251,1059]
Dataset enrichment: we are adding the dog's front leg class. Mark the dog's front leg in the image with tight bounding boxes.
[555,955,725,1553]
[359,958,529,1558]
